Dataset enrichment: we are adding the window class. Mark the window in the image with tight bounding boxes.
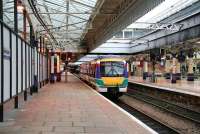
[100,61,124,77]
[114,31,123,38]
[124,31,132,39]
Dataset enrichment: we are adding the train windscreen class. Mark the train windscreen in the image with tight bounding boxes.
[100,61,125,77]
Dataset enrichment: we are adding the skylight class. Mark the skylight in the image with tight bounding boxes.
[127,0,198,29]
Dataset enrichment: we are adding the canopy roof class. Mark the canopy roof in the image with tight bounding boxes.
[3,0,98,51]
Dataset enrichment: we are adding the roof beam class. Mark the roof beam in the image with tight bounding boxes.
[39,20,87,31]
[70,0,94,9]
[29,12,93,14]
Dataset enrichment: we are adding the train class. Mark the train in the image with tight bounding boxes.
[79,58,128,99]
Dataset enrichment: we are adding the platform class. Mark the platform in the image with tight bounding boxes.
[0,74,156,134]
[129,76,200,97]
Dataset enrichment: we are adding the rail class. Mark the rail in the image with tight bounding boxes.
[116,100,180,134]
[127,89,200,124]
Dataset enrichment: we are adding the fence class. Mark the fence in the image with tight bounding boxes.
[0,20,49,121]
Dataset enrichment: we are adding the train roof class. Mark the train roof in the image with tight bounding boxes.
[80,58,126,66]
[97,58,125,62]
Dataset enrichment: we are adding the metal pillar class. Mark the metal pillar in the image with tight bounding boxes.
[39,36,42,87]
[165,55,171,79]
[23,10,27,40]
[21,40,23,100]
[187,50,194,81]
[152,61,156,83]
[0,0,4,122]
[171,53,177,83]
[30,25,33,94]
[50,53,55,83]
[0,0,3,20]
[14,0,18,109]
[9,29,12,99]
[24,43,27,101]
[28,44,32,95]
[143,60,148,80]
[42,37,44,86]
[176,62,181,80]
[46,45,49,83]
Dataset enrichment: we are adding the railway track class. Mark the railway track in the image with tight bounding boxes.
[116,100,180,134]
[127,88,200,124]
[73,74,181,134]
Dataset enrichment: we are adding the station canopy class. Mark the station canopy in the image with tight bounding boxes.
[75,0,199,64]
[2,0,199,64]
[3,0,98,52]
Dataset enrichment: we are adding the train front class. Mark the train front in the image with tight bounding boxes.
[95,59,128,98]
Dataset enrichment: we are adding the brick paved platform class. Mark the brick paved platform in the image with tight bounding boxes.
[0,74,156,134]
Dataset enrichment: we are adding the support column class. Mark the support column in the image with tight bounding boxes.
[0,0,4,122]
[23,10,26,40]
[128,61,131,77]
[187,51,194,81]
[171,53,177,83]
[46,48,49,83]
[29,25,33,94]
[176,62,181,80]
[165,55,171,79]
[24,43,27,101]
[23,9,27,101]
[143,60,148,80]
[14,0,19,109]
[0,0,3,20]
[56,54,61,82]
[65,54,68,83]
[152,61,156,83]
[50,52,55,83]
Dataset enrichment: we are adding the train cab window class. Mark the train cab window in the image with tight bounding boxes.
[100,61,125,77]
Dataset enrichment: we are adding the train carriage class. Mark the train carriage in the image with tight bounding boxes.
[80,58,128,99]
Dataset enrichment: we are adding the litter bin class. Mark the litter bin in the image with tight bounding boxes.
[57,72,61,82]
[32,75,38,93]
[50,73,55,83]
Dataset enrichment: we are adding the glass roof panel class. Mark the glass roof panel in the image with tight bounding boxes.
[127,0,199,29]
[2,0,97,49]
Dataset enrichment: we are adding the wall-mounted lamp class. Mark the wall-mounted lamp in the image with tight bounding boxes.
[44,36,48,40]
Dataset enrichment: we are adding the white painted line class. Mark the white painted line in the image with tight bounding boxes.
[74,75,158,134]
